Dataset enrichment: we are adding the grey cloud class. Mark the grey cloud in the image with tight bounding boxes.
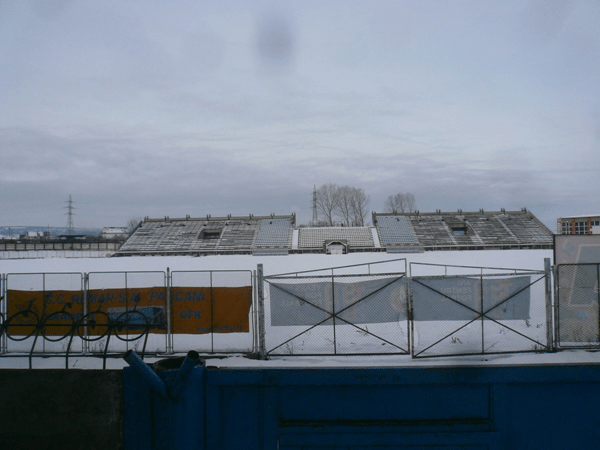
[2,1,599,231]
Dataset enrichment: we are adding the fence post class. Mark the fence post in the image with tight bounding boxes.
[331,268,337,355]
[210,271,214,353]
[166,268,173,354]
[83,273,89,354]
[1,273,5,354]
[408,276,414,357]
[544,258,553,351]
[253,269,258,354]
[553,264,559,350]
[257,264,267,359]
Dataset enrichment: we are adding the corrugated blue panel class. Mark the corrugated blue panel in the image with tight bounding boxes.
[124,363,600,450]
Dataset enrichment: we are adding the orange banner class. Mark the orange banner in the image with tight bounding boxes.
[7,289,84,337]
[7,285,252,336]
[171,286,253,334]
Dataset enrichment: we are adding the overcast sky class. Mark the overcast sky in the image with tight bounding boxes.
[1,0,599,230]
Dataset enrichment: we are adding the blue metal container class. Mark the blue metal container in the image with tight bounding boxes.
[123,351,204,450]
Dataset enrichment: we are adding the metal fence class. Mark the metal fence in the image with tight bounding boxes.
[410,262,551,358]
[0,257,572,364]
[0,271,162,368]
[0,269,255,367]
[260,259,553,358]
[170,270,254,353]
[261,259,410,356]
[555,263,600,348]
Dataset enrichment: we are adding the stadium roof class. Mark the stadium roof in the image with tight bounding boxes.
[372,209,553,252]
[116,214,295,256]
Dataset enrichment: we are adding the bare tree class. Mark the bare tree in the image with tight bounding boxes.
[350,187,370,226]
[335,185,354,226]
[315,183,341,226]
[314,184,372,226]
[127,217,143,234]
[384,192,416,214]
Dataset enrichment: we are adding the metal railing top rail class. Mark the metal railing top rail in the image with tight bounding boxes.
[409,262,545,277]
[85,270,167,275]
[5,271,85,276]
[556,263,600,266]
[265,258,407,278]
[410,272,546,281]
[265,272,406,281]
[170,269,253,273]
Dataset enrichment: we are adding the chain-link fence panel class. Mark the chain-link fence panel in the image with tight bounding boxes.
[86,271,167,356]
[170,270,254,353]
[4,272,84,355]
[264,272,409,356]
[411,271,548,358]
[556,264,600,348]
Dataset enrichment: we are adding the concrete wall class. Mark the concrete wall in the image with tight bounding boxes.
[1,250,116,258]
[0,241,121,258]
[0,370,123,450]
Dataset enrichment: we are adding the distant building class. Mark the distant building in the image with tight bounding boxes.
[557,215,600,235]
[19,231,49,240]
[102,227,129,241]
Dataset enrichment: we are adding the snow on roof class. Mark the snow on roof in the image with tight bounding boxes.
[0,249,552,278]
[558,215,600,220]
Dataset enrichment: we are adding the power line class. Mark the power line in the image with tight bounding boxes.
[65,194,75,235]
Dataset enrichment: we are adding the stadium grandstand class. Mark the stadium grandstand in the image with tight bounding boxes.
[373,208,553,252]
[295,226,381,254]
[116,214,295,256]
[116,209,553,256]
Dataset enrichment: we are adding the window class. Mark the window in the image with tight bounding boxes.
[199,229,222,241]
[451,227,467,236]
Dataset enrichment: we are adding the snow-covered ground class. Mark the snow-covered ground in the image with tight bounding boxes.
[4,249,598,370]
[0,249,551,275]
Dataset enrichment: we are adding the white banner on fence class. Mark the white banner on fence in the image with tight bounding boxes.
[555,235,600,265]
[269,276,406,326]
[412,276,532,321]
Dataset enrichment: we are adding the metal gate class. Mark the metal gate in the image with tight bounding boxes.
[410,262,552,358]
[261,260,409,356]
[556,263,600,348]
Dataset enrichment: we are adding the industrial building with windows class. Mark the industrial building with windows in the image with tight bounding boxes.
[556,215,600,235]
